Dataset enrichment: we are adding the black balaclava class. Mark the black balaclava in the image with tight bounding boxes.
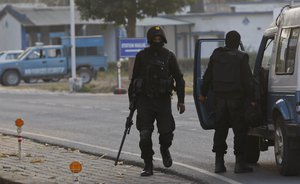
[150,36,164,50]
[225,30,241,49]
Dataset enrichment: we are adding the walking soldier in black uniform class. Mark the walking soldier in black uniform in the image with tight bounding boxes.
[128,26,185,176]
[199,30,255,173]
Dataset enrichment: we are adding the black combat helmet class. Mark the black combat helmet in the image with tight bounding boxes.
[147,26,167,44]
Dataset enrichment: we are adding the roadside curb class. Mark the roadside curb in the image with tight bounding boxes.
[0,132,198,184]
[5,134,199,182]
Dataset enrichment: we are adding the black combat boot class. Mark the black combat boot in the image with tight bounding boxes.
[160,146,172,168]
[234,155,253,173]
[215,153,226,173]
[140,158,153,176]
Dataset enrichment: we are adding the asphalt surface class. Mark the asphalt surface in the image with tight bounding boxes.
[0,88,299,183]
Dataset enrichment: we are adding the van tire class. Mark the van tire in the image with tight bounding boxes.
[274,116,298,176]
[78,68,92,84]
[245,135,260,164]
[2,70,20,86]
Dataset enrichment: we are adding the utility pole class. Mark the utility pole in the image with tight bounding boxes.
[70,0,76,80]
[69,0,82,92]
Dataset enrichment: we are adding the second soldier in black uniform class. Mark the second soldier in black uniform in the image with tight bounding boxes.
[128,26,185,176]
[199,30,255,174]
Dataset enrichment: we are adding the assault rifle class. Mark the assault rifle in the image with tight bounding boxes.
[115,79,141,166]
[114,103,136,166]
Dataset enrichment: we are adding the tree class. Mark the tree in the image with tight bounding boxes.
[75,0,195,78]
[75,0,195,38]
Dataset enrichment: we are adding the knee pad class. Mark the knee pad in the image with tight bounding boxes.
[140,130,152,141]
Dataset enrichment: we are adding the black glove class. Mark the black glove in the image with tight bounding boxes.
[129,100,135,110]
[177,103,185,114]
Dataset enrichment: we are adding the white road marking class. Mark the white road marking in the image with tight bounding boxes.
[63,104,75,108]
[81,106,93,109]
[0,128,242,184]
[45,102,56,106]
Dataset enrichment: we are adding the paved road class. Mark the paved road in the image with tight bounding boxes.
[0,88,299,183]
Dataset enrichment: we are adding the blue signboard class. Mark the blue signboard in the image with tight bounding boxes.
[119,38,147,58]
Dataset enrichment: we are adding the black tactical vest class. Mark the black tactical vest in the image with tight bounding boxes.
[212,48,244,93]
[142,49,174,98]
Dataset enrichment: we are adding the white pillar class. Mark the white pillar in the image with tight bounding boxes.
[70,0,76,79]
[69,0,82,92]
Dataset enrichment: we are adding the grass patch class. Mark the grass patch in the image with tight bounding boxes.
[78,85,92,93]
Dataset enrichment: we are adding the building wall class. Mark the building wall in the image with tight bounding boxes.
[164,26,176,54]
[136,12,273,59]
[0,7,277,61]
[231,2,300,12]
[0,14,22,51]
[176,12,273,56]
[101,24,117,61]
[176,25,193,59]
[82,24,117,61]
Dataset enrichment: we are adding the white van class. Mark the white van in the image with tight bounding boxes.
[194,5,300,176]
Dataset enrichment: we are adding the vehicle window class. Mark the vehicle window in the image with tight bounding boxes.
[262,39,274,69]
[47,48,62,58]
[286,28,300,73]
[13,53,20,59]
[6,53,19,60]
[275,27,300,74]
[6,54,13,60]
[27,49,45,60]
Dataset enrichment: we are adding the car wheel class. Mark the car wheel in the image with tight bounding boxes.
[42,79,51,82]
[274,116,298,176]
[78,68,92,84]
[51,78,61,82]
[2,70,20,86]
